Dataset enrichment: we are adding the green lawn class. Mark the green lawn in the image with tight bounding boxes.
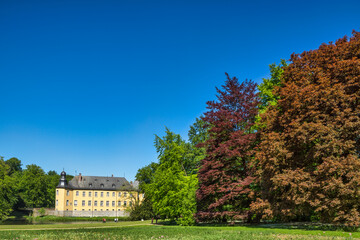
[0,221,358,239]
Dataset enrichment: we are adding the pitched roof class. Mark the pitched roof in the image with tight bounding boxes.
[67,175,137,191]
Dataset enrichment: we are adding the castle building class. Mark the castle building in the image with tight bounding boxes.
[55,171,143,217]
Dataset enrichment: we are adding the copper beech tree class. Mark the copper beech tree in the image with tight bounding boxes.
[196,73,259,222]
[251,31,360,225]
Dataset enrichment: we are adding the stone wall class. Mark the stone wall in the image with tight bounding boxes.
[32,208,56,217]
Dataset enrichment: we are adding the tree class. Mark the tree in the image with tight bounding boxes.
[257,59,287,113]
[129,196,155,221]
[142,129,199,225]
[5,157,22,175]
[196,73,260,222]
[46,170,61,208]
[19,164,50,208]
[0,157,18,220]
[252,31,360,226]
[135,162,158,191]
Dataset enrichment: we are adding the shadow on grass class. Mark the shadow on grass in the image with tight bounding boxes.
[155,220,359,232]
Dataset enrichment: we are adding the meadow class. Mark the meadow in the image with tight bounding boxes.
[0,221,358,240]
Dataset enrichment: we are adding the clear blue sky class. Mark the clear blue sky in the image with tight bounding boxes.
[1,0,359,181]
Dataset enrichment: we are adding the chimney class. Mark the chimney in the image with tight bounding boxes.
[112,174,114,177]
[79,173,82,181]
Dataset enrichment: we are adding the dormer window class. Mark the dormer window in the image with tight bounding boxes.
[112,184,116,188]
[100,184,104,188]
[89,183,92,187]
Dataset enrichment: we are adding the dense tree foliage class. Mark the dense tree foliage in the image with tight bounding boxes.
[0,158,18,220]
[257,59,287,113]
[135,118,207,225]
[252,31,360,226]
[0,156,74,220]
[196,73,260,222]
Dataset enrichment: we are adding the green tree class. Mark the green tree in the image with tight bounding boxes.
[135,162,158,191]
[5,157,22,175]
[147,129,198,224]
[46,170,61,208]
[257,59,287,112]
[0,157,18,220]
[19,164,50,208]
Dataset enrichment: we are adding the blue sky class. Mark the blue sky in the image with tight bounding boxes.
[1,0,359,180]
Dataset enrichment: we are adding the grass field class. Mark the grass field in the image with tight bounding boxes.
[0,221,358,240]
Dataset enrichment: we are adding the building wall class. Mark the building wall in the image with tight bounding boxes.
[55,188,144,217]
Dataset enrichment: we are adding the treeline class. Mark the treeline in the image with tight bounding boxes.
[0,157,73,220]
[134,31,360,226]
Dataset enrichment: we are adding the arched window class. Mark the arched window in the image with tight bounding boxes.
[112,184,116,188]
[100,184,104,188]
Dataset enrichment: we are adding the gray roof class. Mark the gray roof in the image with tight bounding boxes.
[67,175,137,191]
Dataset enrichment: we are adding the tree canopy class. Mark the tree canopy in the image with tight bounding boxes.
[251,31,360,226]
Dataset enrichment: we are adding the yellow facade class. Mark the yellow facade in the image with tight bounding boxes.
[56,189,142,212]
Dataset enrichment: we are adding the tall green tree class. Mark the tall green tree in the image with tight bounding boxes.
[19,164,50,208]
[0,157,18,220]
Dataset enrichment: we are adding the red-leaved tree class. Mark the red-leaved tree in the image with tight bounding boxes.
[196,73,259,222]
[251,31,360,226]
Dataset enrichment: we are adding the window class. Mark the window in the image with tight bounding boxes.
[106,209,109,211]
[112,192,115,197]
[88,209,90,211]
[66,190,70,196]
[89,183,92,187]
[118,201,121,207]
[101,192,103,197]
[95,192,98,197]
[94,201,98,206]
[66,200,69,206]
[118,209,121,211]
[89,192,91,197]
[106,201,109,207]
[112,184,115,188]
[82,209,84,211]
[94,209,97,211]
[82,200,85,206]
[100,184,104,188]
[88,200,91,206]
[100,201,104,206]
[76,191,79,196]
[106,192,109,197]
[112,201,115,207]
[56,200,58,206]
[56,190,59,195]
[124,201,127,206]
[82,191,85,197]
[74,200,78,206]
[124,192,127,197]
[74,209,77,211]
[118,192,121,197]
[112,209,114,211]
